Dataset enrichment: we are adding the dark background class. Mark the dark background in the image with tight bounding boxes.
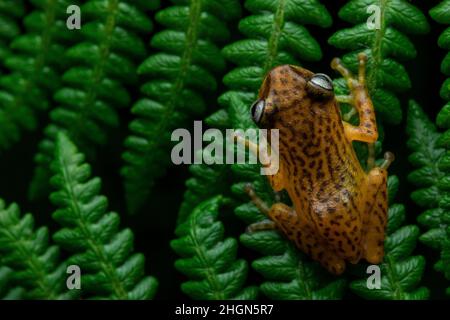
[0,0,447,299]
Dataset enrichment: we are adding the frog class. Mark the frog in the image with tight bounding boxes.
[236,53,394,275]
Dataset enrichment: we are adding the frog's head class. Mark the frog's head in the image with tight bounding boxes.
[250,65,335,129]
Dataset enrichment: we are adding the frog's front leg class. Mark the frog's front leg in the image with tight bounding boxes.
[245,185,346,275]
[233,132,285,192]
[331,53,378,144]
[362,152,394,263]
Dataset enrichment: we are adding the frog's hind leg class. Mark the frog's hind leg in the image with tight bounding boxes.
[332,53,378,144]
[269,203,346,275]
[362,153,393,264]
[245,185,346,275]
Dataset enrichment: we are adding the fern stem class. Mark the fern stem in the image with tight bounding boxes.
[2,0,57,131]
[367,0,387,92]
[295,254,312,299]
[71,0,118,142]
[189,213,225,300]
[263,0,286,74]
[144,0,202,154]
[384,255,404,300]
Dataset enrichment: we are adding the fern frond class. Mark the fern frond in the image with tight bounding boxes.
[328,0,429,125]
[49,132,158,299]
[178,163,231,224]
[407,100,450,294]
[428,1,450,295]
[0,266,25,300]
[0,0,25,65]
[171,196,258,300]
[29,0,157,200]
[350,174,429,299]
[121,0,241,214]
[0,199,74,299]
[0,0,81,151]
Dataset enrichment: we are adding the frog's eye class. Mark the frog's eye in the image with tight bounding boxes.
[251,99,265,124]
[309,73,333,92]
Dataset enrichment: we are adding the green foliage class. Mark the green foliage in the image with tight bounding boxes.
[329,0,429,125]
[49,132,158,299]
[121,0,241,214]
[429,1,450,295]
[0,266,25,300]
[350,175,429,299]
[431,0,450,113]
[29,0,158,200]
[407,100,450,294]
[0,0,25,64]
[171,196,258,299]
[0,199,74,299]
[0,0,81,151]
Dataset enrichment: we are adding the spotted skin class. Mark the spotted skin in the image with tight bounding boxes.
[247,54,392,275]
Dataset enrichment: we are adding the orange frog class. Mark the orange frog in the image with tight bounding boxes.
[239,53,394,275]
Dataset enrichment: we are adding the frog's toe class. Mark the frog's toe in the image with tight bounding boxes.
[365,249,384,265]
[326,259,346,275]
[316,253,346,275]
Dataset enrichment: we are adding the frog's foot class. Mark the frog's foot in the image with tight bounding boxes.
[246,219,277,233]
[380,151,395,170]
[244,183,270,215]
[332,53,378,144]
[331,52,367,89]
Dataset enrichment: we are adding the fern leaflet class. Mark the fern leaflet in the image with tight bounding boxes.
[29,0,157,200]
[49,132,158,299]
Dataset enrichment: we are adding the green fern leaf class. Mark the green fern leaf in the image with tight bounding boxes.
[430,0,450,24]
[328,0,429,125]
[49,132,158,299]
[350,174,429,299]
[178,163,231,224]
[0,266,25,300]
[428,1,450,295]
[0,0,82,151]
[121,0,241,214]
[407,100,450,294]
[29,0,157,200]
[171,196,258,300]
[0,199,75,299]
[0,0,25,64]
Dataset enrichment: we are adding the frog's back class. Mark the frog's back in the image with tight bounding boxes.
[266,65,368,261]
